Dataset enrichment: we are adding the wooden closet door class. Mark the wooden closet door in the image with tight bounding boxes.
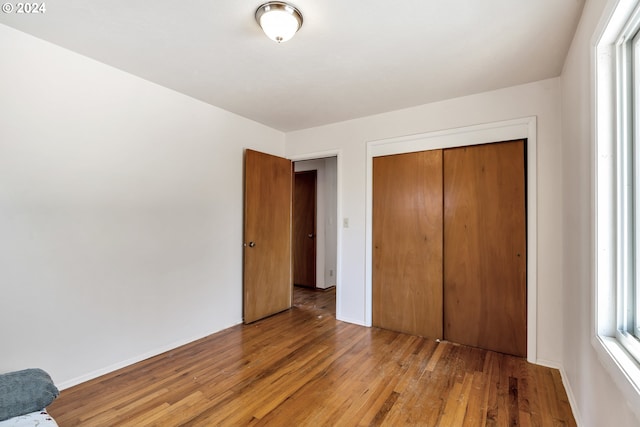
[443,140,527,357]
[372,150,443,339]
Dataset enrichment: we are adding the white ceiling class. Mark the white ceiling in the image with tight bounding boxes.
[0,0,585,132]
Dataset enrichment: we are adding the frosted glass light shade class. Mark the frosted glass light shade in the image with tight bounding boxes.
[255,2,303,43]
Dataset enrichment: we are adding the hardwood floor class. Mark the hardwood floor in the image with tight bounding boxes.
[48,287,576,426]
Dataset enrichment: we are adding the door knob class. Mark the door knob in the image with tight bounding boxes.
[249,241,256,247]
[308,234,314,238]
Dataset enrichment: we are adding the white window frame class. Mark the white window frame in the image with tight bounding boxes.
[594,0,640,415]
[617,28,640,363]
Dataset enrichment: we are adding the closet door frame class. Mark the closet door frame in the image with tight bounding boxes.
[365,116,538,363]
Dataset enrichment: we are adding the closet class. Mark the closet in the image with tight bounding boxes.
[372,139,526,357]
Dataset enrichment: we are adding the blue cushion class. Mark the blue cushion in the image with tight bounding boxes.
[0,369,59,421]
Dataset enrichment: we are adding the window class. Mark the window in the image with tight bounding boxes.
[595,0,640,398]
[616,23,640,363]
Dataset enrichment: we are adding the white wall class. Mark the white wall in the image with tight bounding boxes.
[561,0,640,425]
[286,78,565,364]
[324,157,338,288]
[0,25,284,388]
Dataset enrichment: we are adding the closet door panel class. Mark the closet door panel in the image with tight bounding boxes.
[443,140,527,357]
[372,150,443,339]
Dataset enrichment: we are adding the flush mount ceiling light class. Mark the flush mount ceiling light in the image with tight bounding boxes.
[255,2,303,43]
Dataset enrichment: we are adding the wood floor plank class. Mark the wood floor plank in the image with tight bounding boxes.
[47,287,576,426]
[462,370,489,427]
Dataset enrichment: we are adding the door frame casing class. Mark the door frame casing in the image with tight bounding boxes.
[365,117,538,363]
[289,150,343,317]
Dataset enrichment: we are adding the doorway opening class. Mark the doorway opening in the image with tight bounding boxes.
[293,157,338,312]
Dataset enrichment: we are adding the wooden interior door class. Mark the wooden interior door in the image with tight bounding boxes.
[243,149,293,324]
[443,140,527,357]
[293,170,317,288]
[372,150,443,339]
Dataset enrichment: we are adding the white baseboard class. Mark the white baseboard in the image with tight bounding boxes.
[533,358,561,369]
[57,320,242,390]
[558,365,583,427]
[335,315,367,327]
[532,359,582,426]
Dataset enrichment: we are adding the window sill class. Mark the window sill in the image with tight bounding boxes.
[592,335,640,420]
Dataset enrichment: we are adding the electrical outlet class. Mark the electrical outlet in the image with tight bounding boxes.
[343,218,349,228]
